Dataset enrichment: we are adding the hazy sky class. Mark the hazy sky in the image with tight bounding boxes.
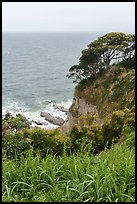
[2,2,135,33]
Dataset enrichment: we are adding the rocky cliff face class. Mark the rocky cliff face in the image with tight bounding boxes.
[61,91,103,133]
[61,66,135,133]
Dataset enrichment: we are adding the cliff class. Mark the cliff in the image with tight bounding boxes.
[61,65,135,133]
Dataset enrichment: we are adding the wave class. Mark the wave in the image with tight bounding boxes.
[2,99,72,129]
[2,101,29,116]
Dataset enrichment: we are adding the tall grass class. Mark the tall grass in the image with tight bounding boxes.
[2,129,135,202]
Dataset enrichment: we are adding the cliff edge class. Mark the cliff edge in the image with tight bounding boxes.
[61,65,135,133]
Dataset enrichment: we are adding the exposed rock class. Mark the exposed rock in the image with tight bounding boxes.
[34,120,48,126]
[31,119,48,126]
[61,112,75,133]
[40,112,64,126]
[40,112,54,121]
[61,93,103,133]
[53,116,65,126]
[61,65,135,133]
[53,104,68,113]
[34,120,43,125]
[40,112,49,117]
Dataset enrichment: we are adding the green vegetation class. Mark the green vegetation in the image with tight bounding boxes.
[2,125,135,202]
[69,107,134,153]
[2,104,135,202]
[67,32,135,83]
[2,105,134,160]
[74,66,135,119]
[2,32,135,202]
[2,114,70,159]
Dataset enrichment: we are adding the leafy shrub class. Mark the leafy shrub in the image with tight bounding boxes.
[28,128,55,156]
[2,113,71,159]
[2,130,31,159]
[70,107,135,154]
[2,107,135,160]
[102,110,125,148]
[70,114,104,154]
[26,127,70,157]
[2,114,32,159]
[2,113,31,131]
[102,108,135,149]
[123,107,135,129]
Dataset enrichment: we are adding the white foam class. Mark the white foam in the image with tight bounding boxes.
[2,101,28,117]
[58,99,73,109]
[2,99,72,129]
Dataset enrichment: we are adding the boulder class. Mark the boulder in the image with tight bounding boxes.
[53,116,64,126]
[40,112,50,117]
[40,112,64,126]
[53,104,68,113]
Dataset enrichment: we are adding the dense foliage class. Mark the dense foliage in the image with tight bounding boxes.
[74,66,135,119]
[67,32,135,83]
[2,111,135,202]
[2,104,134,159]
[2,32,135,202]
[2,125,135,202]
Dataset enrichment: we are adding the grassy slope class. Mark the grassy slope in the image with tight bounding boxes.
[2,127,135,202]
[2,66,135,202]
[74,66,135,120]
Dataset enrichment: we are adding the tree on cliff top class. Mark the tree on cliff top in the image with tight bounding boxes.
[67,32,135,83]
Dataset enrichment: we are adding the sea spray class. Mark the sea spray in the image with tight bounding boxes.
[2,99,72,129]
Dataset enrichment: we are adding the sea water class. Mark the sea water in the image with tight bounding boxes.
[2,32,101,128]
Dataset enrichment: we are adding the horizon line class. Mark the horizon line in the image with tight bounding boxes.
[2,31,103,33]
[2,30,134,34]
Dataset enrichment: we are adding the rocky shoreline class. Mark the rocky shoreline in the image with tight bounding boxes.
[31,104,69,127]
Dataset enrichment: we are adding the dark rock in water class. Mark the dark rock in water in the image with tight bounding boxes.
[34,120,43,125]
[40,112,54,120]
[31,119,48,126]
[40,112,49,117]
[34,120,48,126]
[53,104,68,113]
[40,112,64,126]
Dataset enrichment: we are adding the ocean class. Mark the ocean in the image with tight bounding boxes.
[2,32,101,128]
